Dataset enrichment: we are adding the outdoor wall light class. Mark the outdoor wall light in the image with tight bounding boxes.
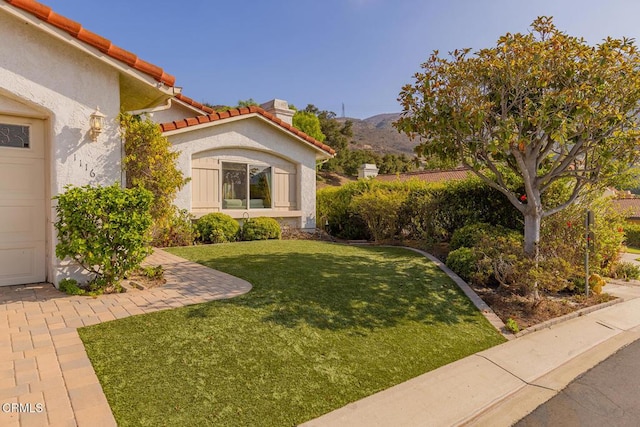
[89,107,106,142]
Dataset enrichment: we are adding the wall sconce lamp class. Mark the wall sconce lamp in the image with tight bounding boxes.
[89,107,106,142]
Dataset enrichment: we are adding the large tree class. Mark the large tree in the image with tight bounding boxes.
[395,17,640,259]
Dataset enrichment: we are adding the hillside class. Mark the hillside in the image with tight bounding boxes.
[337,113,418,155]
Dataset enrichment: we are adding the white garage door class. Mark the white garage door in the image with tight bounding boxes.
[0,115,45,286]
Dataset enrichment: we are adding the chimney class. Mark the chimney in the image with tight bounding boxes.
[259,99,295,125]
[358,163,379,179]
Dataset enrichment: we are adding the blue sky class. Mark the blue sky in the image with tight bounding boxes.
[41,0,640,119]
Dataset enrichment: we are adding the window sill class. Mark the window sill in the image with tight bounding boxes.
[222,209,302,218]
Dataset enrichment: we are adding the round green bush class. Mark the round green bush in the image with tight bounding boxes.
[445,247,477,282]
[242,217,282,241]
[196,213,240,243]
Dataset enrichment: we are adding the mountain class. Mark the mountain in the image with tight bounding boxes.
[337,113,418,155]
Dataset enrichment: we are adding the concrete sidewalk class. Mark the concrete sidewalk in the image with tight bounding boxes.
[302,282,640,427]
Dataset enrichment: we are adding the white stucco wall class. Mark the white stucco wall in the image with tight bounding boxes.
[166,117,319,230]
[0,9,123,285]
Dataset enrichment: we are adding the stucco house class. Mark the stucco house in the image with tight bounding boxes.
[0,0,333,287]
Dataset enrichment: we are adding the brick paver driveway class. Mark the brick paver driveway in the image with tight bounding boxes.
[0,249,252,426]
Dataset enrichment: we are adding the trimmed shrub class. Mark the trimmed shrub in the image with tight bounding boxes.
[445,247,477,282]
[351,188,408,241]
[242,217,282,241]
[624,223,640,248]
[317,181,372,240]
[196,213,240,243]
[318,176,522,242]
[54,183,153,292]
[151,206,197,247]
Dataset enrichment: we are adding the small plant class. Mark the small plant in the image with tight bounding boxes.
[611,261,640,281]
[141,265,164,280]
[195,213,240,243]
[242,217,282,241]
[58,278,85,296]
[505,318,520,334]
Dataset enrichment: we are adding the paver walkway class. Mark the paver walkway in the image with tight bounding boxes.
[0,249,252,427]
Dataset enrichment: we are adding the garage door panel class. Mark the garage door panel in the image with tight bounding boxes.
[0,157,44,199]
[0,204,45,241]
[0,246,45,286]
[0,115,45,286]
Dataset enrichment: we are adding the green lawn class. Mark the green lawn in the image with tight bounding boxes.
[78,241,505,426]
[625,246,640,255]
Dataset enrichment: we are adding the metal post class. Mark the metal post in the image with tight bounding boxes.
[585,210,593,297]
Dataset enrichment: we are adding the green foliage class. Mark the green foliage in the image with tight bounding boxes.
[58,278,85,296]
[624,223,640,248]
[505,318,520,334]
[150,206,197,247]
[319,177,522,241]
[241,217,282,241]
[140,265,164,280]
[351,188,408,242]
[396,17,640,257]
[610,262,640,281]
[445,247,478,282]
[540,193,626,275]
[236,98,259,107]
[378,153,418,175]
[292,111,326,142]
[450,222,515,251]
[401,178,522,241]
[54,184,153,291]
[317,179,385,239]
[119,112,188,221]
[195,213,240,244]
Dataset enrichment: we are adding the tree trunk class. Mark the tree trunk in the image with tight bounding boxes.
[524,211,541,300]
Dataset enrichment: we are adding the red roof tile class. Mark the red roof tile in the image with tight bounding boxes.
[5,0,176,87]
[159,102,336,156]
[376,168,473,183]
[174,94,216,114]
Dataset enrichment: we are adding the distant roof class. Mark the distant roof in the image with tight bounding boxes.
[4,0,176,86]
[159,104,336,157]
[612,198,640,219]
[375,167,473,183]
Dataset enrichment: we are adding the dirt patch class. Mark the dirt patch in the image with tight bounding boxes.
[469,285,616,330]
[123,267,166,290]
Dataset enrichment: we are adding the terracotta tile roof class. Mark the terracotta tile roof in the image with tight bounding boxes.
[375,167,472,183]
[160,104,336,156]
[5,0,175,86]
[612,198,640,219]
[174,94,216,114]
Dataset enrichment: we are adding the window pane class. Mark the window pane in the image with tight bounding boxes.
[222,162,247,209]
[0,124,30,148]
[250,165,272,209]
